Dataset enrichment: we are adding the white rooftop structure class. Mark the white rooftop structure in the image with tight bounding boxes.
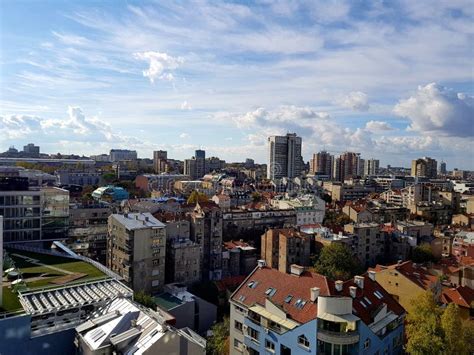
[111,213,165,230]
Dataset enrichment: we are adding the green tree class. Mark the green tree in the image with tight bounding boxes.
[412,243,435,263]
[102,172,116,184]
[251,192,263,202]
[187,190,209,204]
[314,243,362,281]
[406,291,443,355]
[206,317,229,355]
[134,291,156,309]
[441,303,470,355]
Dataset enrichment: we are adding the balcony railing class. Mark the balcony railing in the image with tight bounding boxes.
[317,329,360,345]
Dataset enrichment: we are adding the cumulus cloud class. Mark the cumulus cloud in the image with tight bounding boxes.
[0,115,43,139]
[365,120,394,132]
[341,91,370,111]
[393,83,474,137]
[133,51,183,83]
[179,133,190,139]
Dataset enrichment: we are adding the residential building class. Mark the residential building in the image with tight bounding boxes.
[188,203,223,280]
[67,203,111,264]
[452,232,474,259]
[309,151,333,176]
[153,283,217,335]
[109,149,137,162]
[136,173,189,193]
[439,161,447,175]
[75,297,206,354]
[107,213,167,293]
[229,264,405,355]
[364,159,380,176]
[323,181,375,202]
[395,220,433,239]
[164,220,201,285]
[370,261,441,313]
[344,223,385,266]
[267,133,304,180]
[271,194,325,226]
[411,157,437,178]
[222,240,258,277]
[261,228,311,273]
[440,286,474,320]
[153,150,168,173]
[184,150,207,180]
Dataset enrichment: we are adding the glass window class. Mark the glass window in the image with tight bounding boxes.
[265,339,275,351]
[298,334,310,348]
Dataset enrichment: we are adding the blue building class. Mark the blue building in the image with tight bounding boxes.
[91,185,129,202]
[230,263,405,355]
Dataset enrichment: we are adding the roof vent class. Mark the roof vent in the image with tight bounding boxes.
[335,280,343,292]
[368,271,376,281]
[349,286,357,298]
[310,287,320,302]
[354,276,364,289]
[257,260,266,268]
[290,264,305,276]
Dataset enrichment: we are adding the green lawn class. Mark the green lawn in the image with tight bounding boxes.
[7,250,106,290]
[0,286,22,313]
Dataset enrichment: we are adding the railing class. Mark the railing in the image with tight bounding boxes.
[317,329,360,345]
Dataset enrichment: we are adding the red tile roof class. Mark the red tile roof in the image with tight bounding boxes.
[441,286,474,309]
[372,261,438,290]
[231,267,331,324]
[224,240,253,250]
[231,267,405,326]
[215,275,247,293]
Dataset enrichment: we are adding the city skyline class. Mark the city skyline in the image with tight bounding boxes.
[1,1,473,169]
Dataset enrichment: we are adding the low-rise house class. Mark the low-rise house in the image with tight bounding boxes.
[92,185,129,202]
[441,286,474,320]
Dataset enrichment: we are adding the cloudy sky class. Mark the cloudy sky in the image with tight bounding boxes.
[1,0,473,169]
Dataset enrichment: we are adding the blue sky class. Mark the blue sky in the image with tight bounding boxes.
[1,0,473,169]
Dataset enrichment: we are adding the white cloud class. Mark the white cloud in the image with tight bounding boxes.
[341,91,370,111]
[393,83,474,137]
[179,132,190,139]
[180,101,192,110]
[365,120,394,132]
[133,51,183,83]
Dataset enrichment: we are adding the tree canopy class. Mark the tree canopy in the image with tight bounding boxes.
[314,243,362,281]
[411,243,436,263]
[406,290,473,355]
[187,190,209,204]
[206,317,229,355]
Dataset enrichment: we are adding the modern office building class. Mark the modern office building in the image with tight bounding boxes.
[267,133,304,180]
[109,149,137,162]
[411,157,437,178]
[309,151,333,176]
[107,213,167,293]
[0,177,69,244]
[439,161,447,175]
[23,143,40,157]
[229,264,405,355]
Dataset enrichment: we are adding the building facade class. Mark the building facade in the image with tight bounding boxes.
[267,133,303,180]
[411,157,437,178]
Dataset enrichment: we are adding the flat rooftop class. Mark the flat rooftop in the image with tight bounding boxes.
[111,213,165,230]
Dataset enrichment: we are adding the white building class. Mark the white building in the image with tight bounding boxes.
[271,194,326,226]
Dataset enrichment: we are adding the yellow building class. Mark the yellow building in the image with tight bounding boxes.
[370,261,440,313]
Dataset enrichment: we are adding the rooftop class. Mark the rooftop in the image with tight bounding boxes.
[111,213,165,230]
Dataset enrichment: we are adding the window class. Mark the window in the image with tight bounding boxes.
[284,295,293,303]
[234,320,243,333]
[248,327,259,343]
[265,339,275,352]
[234,339,243,350]
[265,287,277,297]
[298,334,310,348]
[364,339,371,349]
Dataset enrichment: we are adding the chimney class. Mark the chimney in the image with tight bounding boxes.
[354,275,364,289]
[368,271,376,281]
[310,287,320,302]
[335,280,343,292]
[290,264,305,276]
[257,260,266,268]
[349,286,357,298]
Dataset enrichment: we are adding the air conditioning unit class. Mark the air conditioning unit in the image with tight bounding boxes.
[264,328,269,334]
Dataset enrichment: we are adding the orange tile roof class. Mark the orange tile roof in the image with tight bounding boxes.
[372,261,438,290]
[224,240,253,250]
[441,286,474,309]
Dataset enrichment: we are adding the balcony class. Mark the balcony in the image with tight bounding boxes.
[317,329,359,345]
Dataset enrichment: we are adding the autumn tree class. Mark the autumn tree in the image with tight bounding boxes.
[314,243,362,281]
[412,243,435,263]
[441,303,472,355]
[206,317,229,355]
[187,190,209,204]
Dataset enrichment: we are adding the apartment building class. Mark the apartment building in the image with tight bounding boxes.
[223,240,258,277]
[135,173,189,193]
[107,213,166,293]
[261,228,311,273]
[188,203,223,280]
[411,157,437,178]
[55,170,101,186]
[344,223,385,267]
[109,149,137,162]
[271,194,325,226]
[229,263,405,355]
[267,133,304,180]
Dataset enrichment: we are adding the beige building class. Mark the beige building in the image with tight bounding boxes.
[411,157,437,178]
[107,213,166,293]
[261,228,311,273]
[344,223,385,266]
